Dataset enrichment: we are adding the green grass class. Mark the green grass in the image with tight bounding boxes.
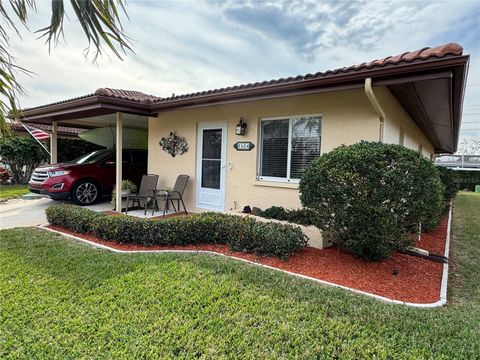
[0,184,29,201]
[0,192,479,359]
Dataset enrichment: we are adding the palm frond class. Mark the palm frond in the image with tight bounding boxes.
[36,0,133,60]
[0,0,132,137]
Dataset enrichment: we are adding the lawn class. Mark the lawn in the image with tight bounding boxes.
[0,192,479,359]
[0,184,29,201]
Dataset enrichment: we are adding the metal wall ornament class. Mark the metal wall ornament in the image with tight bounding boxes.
[159,132,188,157]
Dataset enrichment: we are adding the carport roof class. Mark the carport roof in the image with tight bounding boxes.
[18,42,469,153]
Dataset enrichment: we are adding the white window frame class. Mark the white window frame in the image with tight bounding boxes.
[257,113,322,183]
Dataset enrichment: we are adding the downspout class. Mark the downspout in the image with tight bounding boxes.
[364,78,386,142]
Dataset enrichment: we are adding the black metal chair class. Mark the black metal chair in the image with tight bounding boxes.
[125,174,159,215]
[157,174,189,217]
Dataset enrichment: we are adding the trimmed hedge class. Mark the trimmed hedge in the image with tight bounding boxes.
[46,205,104,234]
[45,205,308,260]
[437,167,459,206]
[300,141,444,261]
[254,206,318,226]
[456,170,480,191]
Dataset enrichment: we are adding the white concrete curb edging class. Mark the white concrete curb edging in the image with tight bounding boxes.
[37,208,452,308]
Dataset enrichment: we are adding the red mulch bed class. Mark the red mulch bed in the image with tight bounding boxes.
[47,215,448,304]
[415,216,448,255]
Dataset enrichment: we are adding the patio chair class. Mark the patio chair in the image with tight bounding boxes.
[125,174,159,215]
[157,174,189,217]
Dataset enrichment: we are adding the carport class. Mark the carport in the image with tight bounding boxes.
[17,88,158,212]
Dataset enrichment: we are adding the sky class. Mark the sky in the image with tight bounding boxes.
[8,0,480,149]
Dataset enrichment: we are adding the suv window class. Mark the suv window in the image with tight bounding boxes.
[71,149,111,164]
[101,151,133,166]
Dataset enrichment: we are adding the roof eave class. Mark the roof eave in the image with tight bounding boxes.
[17,95,157,123]
[151,55,469,111]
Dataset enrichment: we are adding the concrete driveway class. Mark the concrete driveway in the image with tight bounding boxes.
[0,196,112,230]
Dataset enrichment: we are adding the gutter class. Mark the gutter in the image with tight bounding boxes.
[17,55,468,127]
[364,78,386,142]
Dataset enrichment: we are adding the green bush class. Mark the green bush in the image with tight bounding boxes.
[111,179,137,205]
[0,136,48,184]
[46,206,308,260]
[227,219,307,259]
[299,141,444,261]
[54,138,104,163]
[456,170,480,191]
[437,167,459,202]
[45,204,103,234]
[256,206,318,226]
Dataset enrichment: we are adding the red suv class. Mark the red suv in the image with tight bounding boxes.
[29,149,147,205]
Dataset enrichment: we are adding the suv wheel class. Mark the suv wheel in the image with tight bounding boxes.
[72,180,101,205]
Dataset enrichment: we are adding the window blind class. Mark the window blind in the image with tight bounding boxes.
[290,117,321,179]
[260,120,289,178]
[259,115,321,181]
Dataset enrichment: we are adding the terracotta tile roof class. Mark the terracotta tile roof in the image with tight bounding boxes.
[11,122,85,136]
[94,88,160,104]
[19,42,464,112]
[20,93,95,112]
[157,43,464,103]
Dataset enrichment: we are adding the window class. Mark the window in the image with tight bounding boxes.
[259,115,321,182]
[72,149,111,164]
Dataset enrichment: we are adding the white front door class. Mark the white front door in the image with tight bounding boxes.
[196,122,227,210]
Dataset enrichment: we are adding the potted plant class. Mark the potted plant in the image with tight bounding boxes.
[111,180,137,209]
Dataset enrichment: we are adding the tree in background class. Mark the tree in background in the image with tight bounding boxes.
[55,137,103,162]
[0,136,47,183]
[0,0,132,136]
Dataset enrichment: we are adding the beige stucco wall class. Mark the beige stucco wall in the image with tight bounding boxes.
[375,87,435,158]
[149,88,381,212]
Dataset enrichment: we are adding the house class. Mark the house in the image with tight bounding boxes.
[18,43,469,213]
[10,121,86,138]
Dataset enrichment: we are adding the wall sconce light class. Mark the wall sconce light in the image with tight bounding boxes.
[235,116,247,135]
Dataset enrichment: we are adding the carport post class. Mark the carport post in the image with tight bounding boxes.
[115,112,123,212]
[50,121,57,164]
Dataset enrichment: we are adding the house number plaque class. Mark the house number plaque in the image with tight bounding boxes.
[233,141,255,151]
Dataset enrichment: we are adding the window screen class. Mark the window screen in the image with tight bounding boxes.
[260,120,289,178]
[290,117,321,179]
[259,115,321,181]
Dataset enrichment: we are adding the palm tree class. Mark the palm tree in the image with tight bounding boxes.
[0,0,132,136]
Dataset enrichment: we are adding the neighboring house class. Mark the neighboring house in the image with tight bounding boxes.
[17,43,469,212]
[10,121,85,138]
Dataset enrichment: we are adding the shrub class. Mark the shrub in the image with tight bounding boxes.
[46,205,308,260]
[0,136,47,184]
[0,166,10,184]
[55,138,104,163]
[456,170,480,191]
[299,141,444,261]
[256,206,318,226]
[260,206,288,220]
[437,166,459,203]
[46,204,103,234]
[227,219,307,260]
[111,179,137,205]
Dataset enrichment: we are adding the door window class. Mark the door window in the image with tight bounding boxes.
[201,129,222,189]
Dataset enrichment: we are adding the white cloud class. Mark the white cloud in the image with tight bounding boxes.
[7,0,480,144]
